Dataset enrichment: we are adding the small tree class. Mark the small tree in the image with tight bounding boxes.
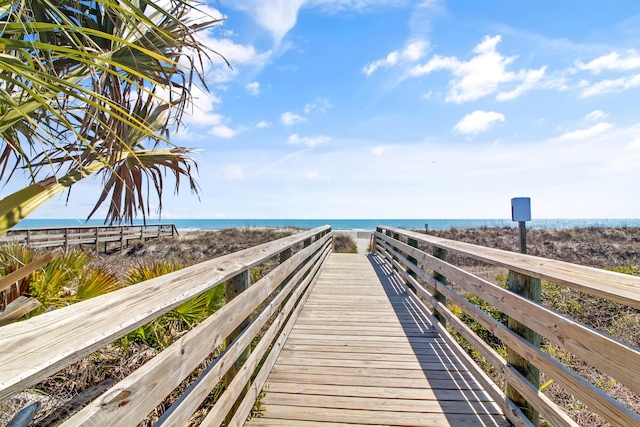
[0,0,226,232]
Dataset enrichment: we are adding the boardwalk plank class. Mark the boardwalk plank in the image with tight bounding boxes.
[244,253,509,427]
[251,405,510,426]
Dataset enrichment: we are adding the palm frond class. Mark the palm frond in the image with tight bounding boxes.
[0,0,226,225]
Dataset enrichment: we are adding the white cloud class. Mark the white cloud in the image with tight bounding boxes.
[233,0,305,44]
[184,85,223,126]
[308,0,407,13]
[222,165,245,181]
[454,110,505,135]
[210,125,239,139]
[371,145,390,156]
[411,35,546,103]
[288,133,331,147]
[363,40,429,75]
[629,138,640,151]
[209,38,272,66]
[198,37,272,82]
[256,120,271,128]
[302,170,329,181]
[555,122,613,142]
[281,111,308,125]
[585,110,607,122]
[232,0,405,44]
[246,81,260,96]
[497,67,546,101]
[581,73,640,97]
[577,50,640,74]
[304,97,333,114]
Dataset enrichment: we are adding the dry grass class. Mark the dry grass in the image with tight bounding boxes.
[333,234,358,253]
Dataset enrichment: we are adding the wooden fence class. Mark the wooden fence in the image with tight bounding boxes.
[0,225,331,426]
[0,224,177,252]
[373,226,640,427]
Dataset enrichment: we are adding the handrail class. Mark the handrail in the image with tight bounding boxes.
[0,224,331,419]
[374,226,640,427]
[0,224,177,252]
[381,226,640,309]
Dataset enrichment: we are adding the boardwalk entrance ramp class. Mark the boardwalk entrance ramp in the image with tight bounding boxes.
[246,253,510,426]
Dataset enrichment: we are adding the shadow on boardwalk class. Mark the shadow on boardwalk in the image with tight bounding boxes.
[367,253,511,427]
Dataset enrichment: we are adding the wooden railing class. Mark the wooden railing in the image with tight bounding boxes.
[373,226,640,427]
[0,224,177,252]
[0,225,331,426]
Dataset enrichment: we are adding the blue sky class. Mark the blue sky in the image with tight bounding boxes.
[15,0,640,219]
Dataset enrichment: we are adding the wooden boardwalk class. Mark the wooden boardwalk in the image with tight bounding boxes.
[245,253,511,426]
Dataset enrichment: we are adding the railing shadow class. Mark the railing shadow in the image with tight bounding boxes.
[367,253,511,427]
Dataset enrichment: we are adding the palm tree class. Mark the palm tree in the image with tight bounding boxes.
[0,0,226,232]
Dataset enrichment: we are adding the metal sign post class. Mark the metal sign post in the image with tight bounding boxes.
[508,197,540,425]
[511,197,531,254]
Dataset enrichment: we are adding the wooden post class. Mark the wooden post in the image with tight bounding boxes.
[303,238,312,248]
[518,221,527,254]
[407,238,418,280]
[279,248,292,264]
[224,270,251,424]
[64,228,69,252]
[433,247,448,326]
[26,230,31,246]
[120,226,125,252]
[372,227,382,254]
[95,227,100,256]
[507,221,541,425]
[391,232,400,263]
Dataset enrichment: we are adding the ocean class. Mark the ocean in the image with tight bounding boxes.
[13,218,640,232]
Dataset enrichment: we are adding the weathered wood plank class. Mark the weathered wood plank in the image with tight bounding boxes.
[250,404,510,427]
[275,355,464,371]
[62,237,332,427]
[245,253,510,427]
[261,392,505,415]
[378,237,640,426]
[263,382,496,401]
[0,226,330,401]
[380,226,640,309]
[377,233,640,396]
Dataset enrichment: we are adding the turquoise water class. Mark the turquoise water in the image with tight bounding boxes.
[14,218,640,231]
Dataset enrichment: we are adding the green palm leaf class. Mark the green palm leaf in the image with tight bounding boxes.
[0,0,225,228]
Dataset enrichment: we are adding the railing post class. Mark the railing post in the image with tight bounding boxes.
[303,237,312,248]
[407,237,418,279]
[95,227,99,256]
[507,271,541,425]
[279,247,294,293]
[224,270,251,424]
[120,226,125,251]
[64,228,69,252]
[389,232,400,264]
[371,227,381,254]
[26,230,31,246]
[433,247,448,326]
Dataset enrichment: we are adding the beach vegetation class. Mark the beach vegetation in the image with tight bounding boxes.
[121,260,225,350]
[0,243,120,315]
[333,234,358,253]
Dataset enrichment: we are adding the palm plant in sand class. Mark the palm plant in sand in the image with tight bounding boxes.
[0,0,226,233]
